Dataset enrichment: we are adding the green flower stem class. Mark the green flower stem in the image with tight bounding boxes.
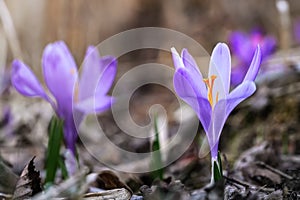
[45,116,64,185]
[150,115,164,180]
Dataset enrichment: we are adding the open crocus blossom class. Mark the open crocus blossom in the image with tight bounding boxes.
[11,41,117,155]
[229,29,276,85]
[172,43,261,183]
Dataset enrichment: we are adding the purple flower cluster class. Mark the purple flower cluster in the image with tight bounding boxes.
[11,41,117,155]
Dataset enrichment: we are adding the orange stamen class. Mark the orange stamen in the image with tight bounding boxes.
[203,75,217,107]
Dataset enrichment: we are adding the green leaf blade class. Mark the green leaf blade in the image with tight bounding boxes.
[45,116,64,185]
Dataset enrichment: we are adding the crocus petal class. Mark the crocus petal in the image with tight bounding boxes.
[79,46,117,101]
[209,43,231,100]
[226,81,256,117]
[197,97,212,133]
[11,60,51,102]
[181,48,200,73]
[95,56,117,95]
[207,100,226,158]
[73,108,85,129]
[75,95,114,115]
[63,116,78,155]
[171,47,185,70]
[210,140,219,159]
[206,81,256,156]
[172,48,207,98]
[243,45,262,82]
[230,63,247,86]
[79,46,101,100]
[42,41,78,118]
[174,68,211,132]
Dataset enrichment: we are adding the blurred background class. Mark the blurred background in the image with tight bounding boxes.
[1,0,300,68]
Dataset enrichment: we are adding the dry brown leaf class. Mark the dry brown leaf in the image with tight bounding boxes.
[93,170,133,194]
[12,157,42,200]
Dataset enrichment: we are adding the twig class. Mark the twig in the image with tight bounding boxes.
[224,175,251,188]
[255,161,293,180]
[223,176,275,193]
[0,192,12,199]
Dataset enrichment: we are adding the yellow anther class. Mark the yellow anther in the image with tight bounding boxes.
[70,68,76,75]
[203,75,218,107]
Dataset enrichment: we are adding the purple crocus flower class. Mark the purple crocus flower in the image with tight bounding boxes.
[172,43,261,183]
[11,41,117,155]
[229,29,276,85]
